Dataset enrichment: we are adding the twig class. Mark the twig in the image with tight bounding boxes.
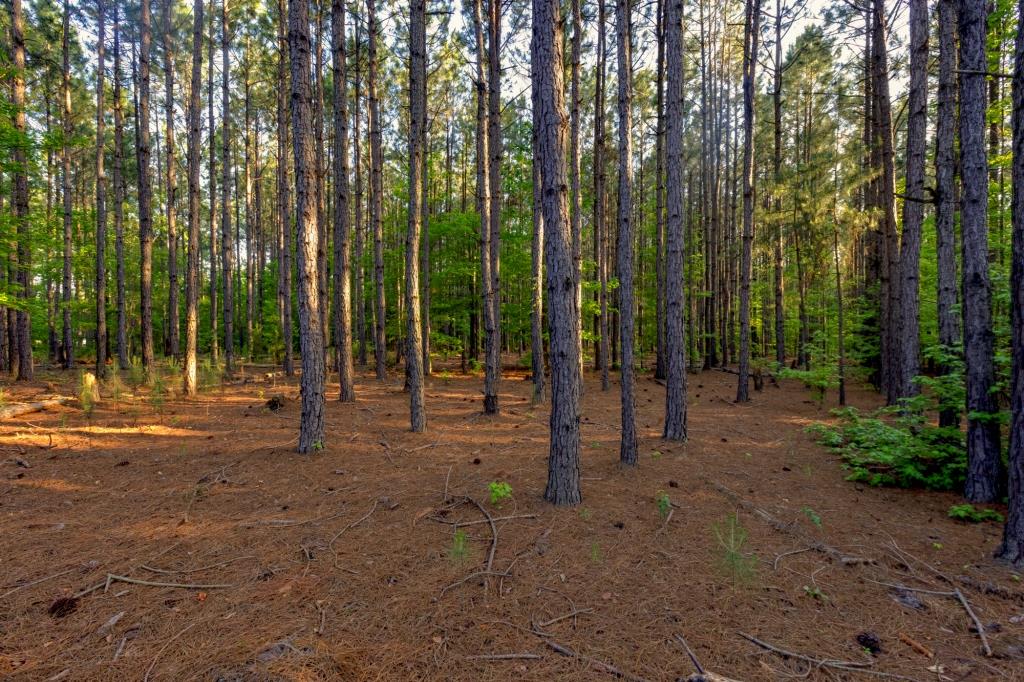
[442,464,453,503]
[538,608,594,628]
[103,574,233,590]
[544,639,651,682]
[240,509,348,528]
[657,508,674,534]
[0,567,77,600]
[773,548,813,571]
[329,499,380,568]
[954,588,992,657]
[738,632,920,681]
[452,513,538,528]
[674,633,704,674]
[143,621,199,681]
[378,433,396,466]
[466,653,542,661]
[441,570,511,595]
[140,555,257,575]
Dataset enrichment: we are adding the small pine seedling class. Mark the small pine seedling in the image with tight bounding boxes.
[712,513,758,585]
[656,491,672,520]
[448,529,469,561]
[488,481,512,506]
[801,507,823,528]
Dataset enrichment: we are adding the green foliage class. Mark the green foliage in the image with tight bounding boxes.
[488,481,512,505]
[808,407,966,490]
[947,504,1004,523]
[78,371,95,417]
[801,507,823,528]
[712,514,758,585]
[589,541,603,564]
[447,529,468,562]
[656,491,672,520]
[778,365,837,403]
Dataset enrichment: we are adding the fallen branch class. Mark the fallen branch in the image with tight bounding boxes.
[898,632,934,658]
[0,397,74,420]
[545,639,651,682]
[440,570,511,595]
[140,555,257,576]
[103,574,233,590]
[538,608,594,628]
[466,653,541,661]
[1,567,77,601]
[955,588,992,657]
[738,632,919,681]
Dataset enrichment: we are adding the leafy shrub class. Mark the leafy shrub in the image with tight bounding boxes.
[948,504,1003,523]
[808,407,965,490]
[488,481,512,505]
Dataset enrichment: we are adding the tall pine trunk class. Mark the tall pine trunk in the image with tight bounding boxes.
[332,0,355,402]
[164,0,180,360]
[95,0,108,378]
[737,0,760,403]
[62,0,74,371]
[368,0,387,381]
[184,0,204,396]
[139,0,155,380]
[473,0,496,412]
[221,0,234,375]
[12,0,32,380]
[113,5,128,369]
[958,0,1004,502]
[289,0,326,452]
[405,0,427,431]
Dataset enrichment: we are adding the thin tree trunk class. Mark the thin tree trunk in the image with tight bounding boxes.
[473,0,496,412]
[896,0,928,402]
[353,14,367,367]
[289,0,326,452]
[184,0,204,396]
[62,0,74,371]
[405,0,427,431]
[570,0,584,389]
[737,0,760,403]
[208,0,219,363]
[332,0,355,402]
[368,0,387,380]
[531,83,545,404]
[534,0,581,505]
[94,0,109,377]
[772,0,784,367]
[113,3,128,369]
[616,0,637,465]
[276,0,293,375]
[139,0,155,379]
[654,0,666,381]
[487,0,502,414]
[958,0,1004,502]
[221,0,234,375]
[595,0,609,387]
[164,0,180,360]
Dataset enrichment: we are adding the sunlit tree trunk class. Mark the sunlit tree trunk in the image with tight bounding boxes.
[113,4,128,370]
[62,0,74,371]
[737,0,760,403]
[486,0,502,412]
[594,0,609,388]
[473,0,496,411]
[368,0,387,381]
[139,0,155,380]
[221,0,234,375]
[184,0,204,396]
[405,0,427,431]
[289,0,326,452]
[12,0,32,380]
[332,0,355,402]
[163,0,180,360]
[276,0,293,375]
[353,15,367,367]
[534,0,581,505]
[208,0,219,364]
[95,0,108,378]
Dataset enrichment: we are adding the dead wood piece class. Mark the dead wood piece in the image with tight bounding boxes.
[0,397,74,420]
[539,608,594,628]
[685,673,743,682]
[954,588,993,657]
[466,653,542,661]
[103,574,233,590]
[544,639,651,682]
[738,632,920,681]
[440,570,511,595]
[140,555,257,575]
[898,632,933,658]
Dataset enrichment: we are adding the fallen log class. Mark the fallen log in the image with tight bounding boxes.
[0,397,74,420]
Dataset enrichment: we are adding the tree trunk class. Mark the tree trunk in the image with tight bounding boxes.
[473,0,496,412]
[12,0,32,380]
[737,0,760,403]
[113,5,128,370]
[654,0,666,381]
[663,0,686,441]
[95,0,108,378]
[184,0,204,396]
[368,0,387,381]
[486,0,502,413]
[570,0,584,390]
[772,0,784,368]
[595,0,609,388]
[62,0,74,371]
[531,85,546,404]
[289,0,326,452]
[997,0,1024,565]
[353,15,367,367]
[936,0,960,428]
[533,0,581,505]
[139,0,155,380]
[332,0,355,402]
[221,0,234,375]
[164,0,180,360]
[405,0,427,431]
[276,0,293,375]
[615,0,637,465]
[958,0,1004,502]
[896,0,928,402]
[208,0,219,364]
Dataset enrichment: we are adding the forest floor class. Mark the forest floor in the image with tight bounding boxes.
[1,361,1022,681]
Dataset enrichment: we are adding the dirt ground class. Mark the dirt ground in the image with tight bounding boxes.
[1,361,1022,681]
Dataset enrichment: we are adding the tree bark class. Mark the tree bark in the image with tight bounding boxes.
[936,0,960,428]
[594,0,609,388]
[533,0,582,505]
[896,0,928,402]
[772,0,784,368]
[289,0,327,452]
[486,0,502,413]
[353,14,367,368]
[113,3,128,370]
[221,0,234,375]
[654,0,666,381]
[405,0,427,431]
[12,0,32,380]
[531,83,546,405]
[737,0,760,403]
[184,0,204,396]
[163,0,180,360]
[997,0,1024,566]
[95,0,108,378]
[332,0,355,402]
[62,0,74,371]
[570,0,584,390]
[276,0,293,375]
[139,0,156,380]
[208,0,219,364]
[958,0,1004,502]
[615,0,637,465]
[368,0,387,381]
[473,0,496,412]
[663,0,686,441]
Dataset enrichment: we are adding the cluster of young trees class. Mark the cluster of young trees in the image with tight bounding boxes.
[1,0,1023,562]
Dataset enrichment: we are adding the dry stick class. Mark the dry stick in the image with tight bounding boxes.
[464,496,498,573]
[673,633,704,674]
[0,567,77,600]
[544,639,651,682]
[657,508,674,534]
[772,547,813,570]
[242,509,348,528]
[466,653,542,661]
[538,607,594,628]
[738,632,920,681]
[142,621,199,681]
[140,555,257,575]
[453,513,538,528]
[441,570,511,595]
[329,499,379,568]
[378,433,397,465]
[103,574,233,590]
[442,464,453,503]
[954,588,993,657]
